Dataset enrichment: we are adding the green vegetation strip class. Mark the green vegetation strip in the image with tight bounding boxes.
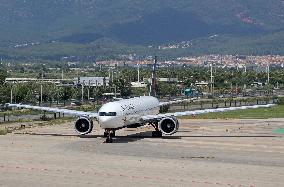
[180,105,284,119]
[272,129,284,134]
[0,129,8,135]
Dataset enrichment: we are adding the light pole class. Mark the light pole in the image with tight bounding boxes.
[267,64,270,84]
[61,69,64,79]
[40,84,43,106]
[81,81,84,103]
[10,87,13,103]
[137,63,140,82]
[243,64,247,90]
[87,80,90,101]
[40,73,43,106]
[210,63,214,96]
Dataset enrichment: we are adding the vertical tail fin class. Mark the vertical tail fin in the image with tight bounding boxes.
[150,56,157,97]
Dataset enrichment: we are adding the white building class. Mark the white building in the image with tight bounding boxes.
[75,77,109,87]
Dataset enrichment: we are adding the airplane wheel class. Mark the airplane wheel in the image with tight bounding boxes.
[110,131,115,137]
[106,137,113,143]
[104,132,108,137]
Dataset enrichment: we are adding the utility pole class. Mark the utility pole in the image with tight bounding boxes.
[81,81,84,103]
[40,73,43,106]
[137,63,140,82]
[10,87,13,103]
[210,63,214,96]
[87,82,90,101]
[243,64,247,90]
[61,69,64,79]
[108,68,111,81]
[267,64,270,84]
[150,56,158,96]
[111,70,114,83]
[40,84,43,106]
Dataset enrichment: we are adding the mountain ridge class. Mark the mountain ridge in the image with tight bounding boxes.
[0,0,284,60]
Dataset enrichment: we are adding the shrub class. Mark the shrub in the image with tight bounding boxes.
[0,128,8,135]
[277,97,284,105]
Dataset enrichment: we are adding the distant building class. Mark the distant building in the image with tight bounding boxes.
[194,81,209,87]
[5,78,72,84]
[158,78,179,83]
[252,82,263,88]
[131,82,148,88]
[75,77,109,87]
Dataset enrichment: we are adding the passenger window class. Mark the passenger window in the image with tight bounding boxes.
[99,112,105,116]
[107,112,117,116]
[99,112,116,116]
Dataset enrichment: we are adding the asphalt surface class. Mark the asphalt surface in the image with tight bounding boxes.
[0,119,283,187]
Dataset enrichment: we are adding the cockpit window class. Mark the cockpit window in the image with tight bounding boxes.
[99,112,117,116]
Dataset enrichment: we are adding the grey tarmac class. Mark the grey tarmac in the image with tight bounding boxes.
[0,118,283,187]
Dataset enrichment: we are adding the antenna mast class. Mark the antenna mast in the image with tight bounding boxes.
[150,56,157,97]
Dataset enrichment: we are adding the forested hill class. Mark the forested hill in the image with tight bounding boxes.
[0,0,284,60]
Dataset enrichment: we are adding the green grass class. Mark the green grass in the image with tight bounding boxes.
[272,128,284,134]
[0,129,8,135]
[180,105,284,119]
[0,128,11,135]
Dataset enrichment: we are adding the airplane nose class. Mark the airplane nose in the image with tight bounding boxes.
[98,117,112,128]
[98,116,107,124]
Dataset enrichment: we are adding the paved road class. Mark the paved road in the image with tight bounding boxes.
[0,119,283,186]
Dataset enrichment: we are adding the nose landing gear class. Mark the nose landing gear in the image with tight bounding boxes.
[104,130,116,143]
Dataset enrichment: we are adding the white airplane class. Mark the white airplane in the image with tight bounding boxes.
[7,57,275,143]
[8,97,275,143]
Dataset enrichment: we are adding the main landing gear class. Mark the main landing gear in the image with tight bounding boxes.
[150,122,162,138]
[104,130,116,143]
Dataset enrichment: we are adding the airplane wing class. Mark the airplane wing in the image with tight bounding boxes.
[8,103,98,118]
[159,98,195,106]
[141,104,275,121]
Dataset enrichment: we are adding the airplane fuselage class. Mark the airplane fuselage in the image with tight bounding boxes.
[98,96,160,129]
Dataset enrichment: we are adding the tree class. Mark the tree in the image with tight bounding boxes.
[0,85,11,103]
[0,69,7,85]
[113,78,132,97]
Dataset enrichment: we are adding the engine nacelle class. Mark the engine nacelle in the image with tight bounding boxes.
[158,117,179,135]
[75,117,93,135]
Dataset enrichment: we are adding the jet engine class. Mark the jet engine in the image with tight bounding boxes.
[158,117,179,135]
[75,117,93,135]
